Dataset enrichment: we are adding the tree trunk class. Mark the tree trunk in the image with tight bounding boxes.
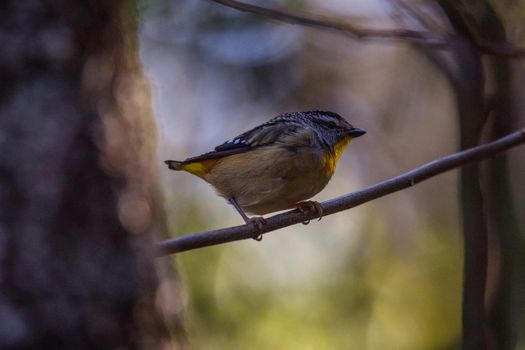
[0,1,182,348]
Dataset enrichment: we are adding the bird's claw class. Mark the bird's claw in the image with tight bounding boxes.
[296,201,323,225]
[247,217,267,241]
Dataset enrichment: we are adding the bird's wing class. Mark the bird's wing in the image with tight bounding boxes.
[180,121,303,164]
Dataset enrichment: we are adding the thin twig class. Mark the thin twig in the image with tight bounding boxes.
[478,43,525,58]
[156,129,525,256]
[209,0,447,46]
[392,0,448,34]
[206,0,525,58]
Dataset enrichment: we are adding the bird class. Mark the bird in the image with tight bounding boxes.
[165,111,365,240]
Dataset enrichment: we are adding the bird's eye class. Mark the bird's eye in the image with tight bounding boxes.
[315,119,338,128]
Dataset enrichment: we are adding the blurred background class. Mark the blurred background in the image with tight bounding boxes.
[139,0,525,349]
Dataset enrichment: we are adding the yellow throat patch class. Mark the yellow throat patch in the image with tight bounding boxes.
[325,136,352,174]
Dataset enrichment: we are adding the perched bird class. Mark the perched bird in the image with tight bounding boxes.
[165,111,365,239]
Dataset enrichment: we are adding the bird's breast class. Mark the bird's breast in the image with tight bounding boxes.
[203,145,336,214]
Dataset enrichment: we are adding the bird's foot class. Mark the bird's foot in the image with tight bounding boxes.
[247,216,267,241]
[296,200,323,225]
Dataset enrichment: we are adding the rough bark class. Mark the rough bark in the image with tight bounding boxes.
[0,1,182,348]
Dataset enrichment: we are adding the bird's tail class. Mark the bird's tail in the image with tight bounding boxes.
[165,160,184,170]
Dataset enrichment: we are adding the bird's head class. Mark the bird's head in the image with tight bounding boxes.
[301,111,366,151]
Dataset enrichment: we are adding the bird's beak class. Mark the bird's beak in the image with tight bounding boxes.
[347,127,366,138]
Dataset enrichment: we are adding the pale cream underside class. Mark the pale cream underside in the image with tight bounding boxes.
[204,146,334,215]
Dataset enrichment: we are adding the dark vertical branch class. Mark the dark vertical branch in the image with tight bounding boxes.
[479,4,520,349]
[437,2,488,349]
[486,50,518,350]
[453,47,488,350]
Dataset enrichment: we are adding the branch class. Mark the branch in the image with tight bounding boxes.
[478,43,525,58]
[156,129,525,256]
[206,0,525,58]
[209,0,447,47]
